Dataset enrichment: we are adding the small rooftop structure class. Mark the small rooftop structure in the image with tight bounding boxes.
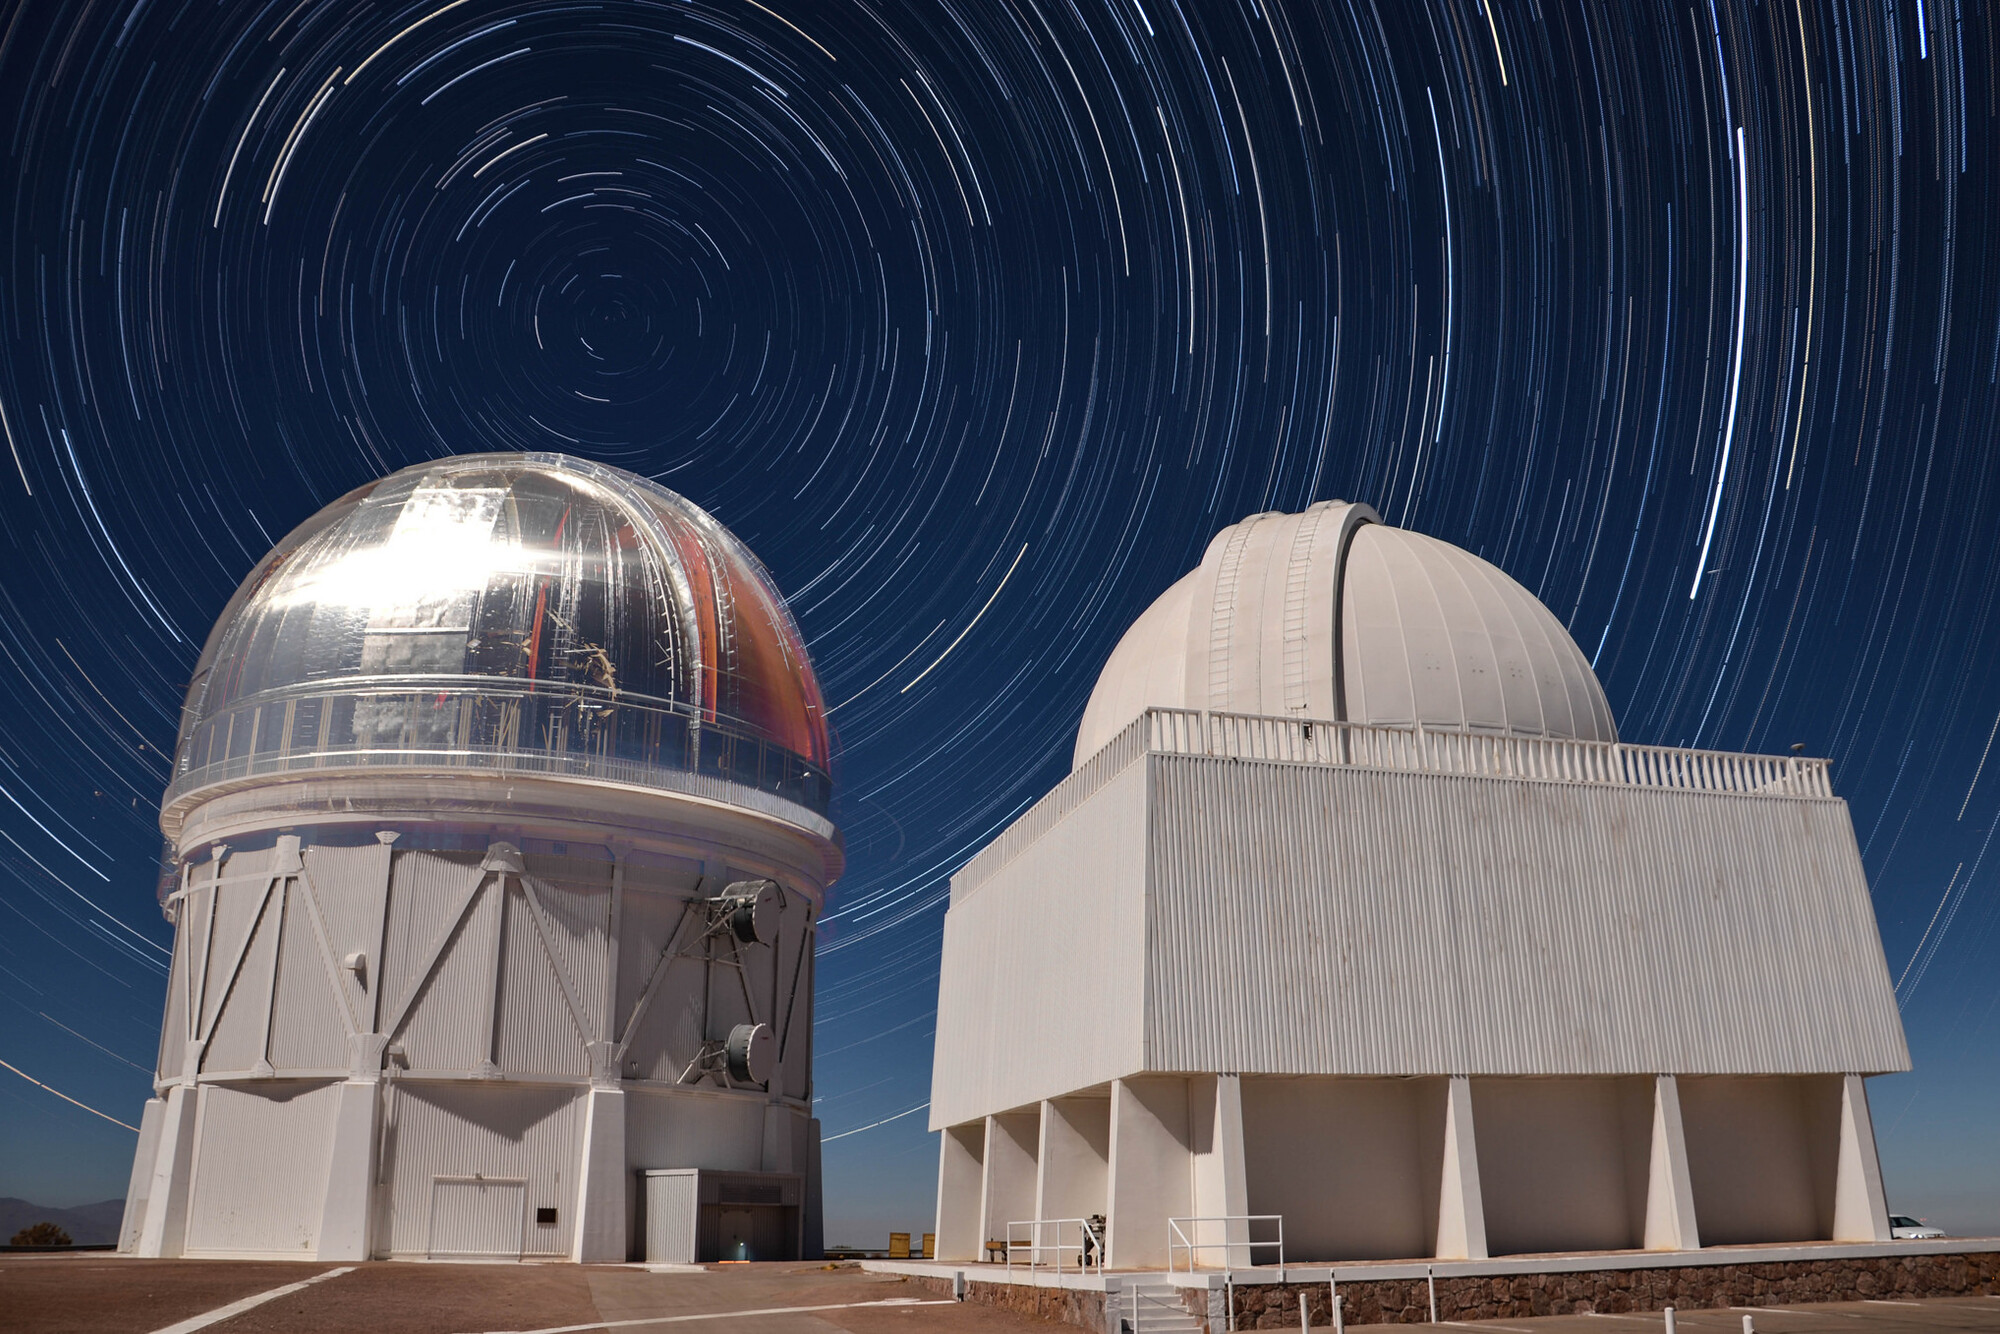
[931,503,1908,1271]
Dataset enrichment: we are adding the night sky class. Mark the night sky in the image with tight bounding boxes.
[2,0,1998,1242]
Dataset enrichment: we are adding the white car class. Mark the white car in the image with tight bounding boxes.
[1890,1214,1946,1239]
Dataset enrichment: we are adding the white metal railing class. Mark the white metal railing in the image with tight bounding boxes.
[1167,1214,1284,1273]
[1004,1217,1105,1273]
[1150,708,1833,798]
[956,708,1834,898]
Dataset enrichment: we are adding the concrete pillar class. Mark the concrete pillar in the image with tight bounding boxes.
[1189,1074,1250,1266]
[936,1122,986,1262]
[135,1083,199,1257]
[978,1110,1039,1256]
[1832,1074,1892,1241]
[571,1083,628,1262]
[317,1032,387,1261]
[1036,1096,1111,1263]
[803,1119,824,1260]
[316,1079,381,1259]
[118,1097,167,1253]
[1435,1075,1488,1260]
[1106,1076,1192,1268]
[760,1099,796,1172]
[1643,1074,1701,1250]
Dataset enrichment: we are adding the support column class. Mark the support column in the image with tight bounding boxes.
[936,1122,986,1261]
[1435,1075,1488,1260]
[317,1034,387,1260]
[978,1110,1039,1257]
[1833,1074,1892,1241]
[1036,1096,1111,1225]
[1643,1074,1701,1250]
[135,1082,199,1258]
[571,1057,628,1262]
[1189,1074,1250,1267]
[803,1119,824,1260]
[1105,1077,1192,1269]
[117,1097,167,1253]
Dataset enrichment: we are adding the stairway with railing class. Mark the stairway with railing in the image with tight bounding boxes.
[1116,1274,1204,1334]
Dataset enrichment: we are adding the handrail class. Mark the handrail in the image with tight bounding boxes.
[160,680,834,823]
[1153,709,1833,798]
[1167,1214,1284,1273]
[1004,1217,1105,1274]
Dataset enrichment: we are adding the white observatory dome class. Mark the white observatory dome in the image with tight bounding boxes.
[1074,502,1616,767]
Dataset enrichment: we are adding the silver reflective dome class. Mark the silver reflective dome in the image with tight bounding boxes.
[167,453,831,824]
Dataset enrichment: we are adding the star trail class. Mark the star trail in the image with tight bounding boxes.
[1,0,1998,1235]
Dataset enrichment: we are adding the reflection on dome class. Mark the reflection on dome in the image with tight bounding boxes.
[168,453,830,821]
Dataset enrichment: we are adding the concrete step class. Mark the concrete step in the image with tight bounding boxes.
[1113,1279,1205,1334]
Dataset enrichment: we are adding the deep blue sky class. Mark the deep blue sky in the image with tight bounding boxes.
[1,0,1997,1243]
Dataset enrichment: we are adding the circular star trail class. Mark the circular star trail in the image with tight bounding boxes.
[2,0,1998,1231]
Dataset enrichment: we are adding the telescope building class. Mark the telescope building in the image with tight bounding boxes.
[930,501,1908,1268]
[118,453,838,1263]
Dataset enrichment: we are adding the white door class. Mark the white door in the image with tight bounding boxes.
[428,1177,526,1258]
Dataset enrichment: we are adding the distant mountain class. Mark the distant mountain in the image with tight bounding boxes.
[0,1198,125,1246]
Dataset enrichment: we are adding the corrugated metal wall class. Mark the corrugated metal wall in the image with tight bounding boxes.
[148,832,817,1259]
[1144,756,1909,1077]
[268,881,351,1072]
[200,889,277,1074]
[495,884,591,1077]
[157,921,188,1079]
[378,1079,582,1258]
[394,872,501,1072]
[184,1080,339,1254]
[643,1171,701,1263]
[304,843,391,1032]
[625,1085,765,1173]
[930,759,1150,1128]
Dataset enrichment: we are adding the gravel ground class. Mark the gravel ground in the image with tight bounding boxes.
[0,1255,1061,1334]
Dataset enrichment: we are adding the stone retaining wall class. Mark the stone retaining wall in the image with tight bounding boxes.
[907,1273,1110,1332]
[1220,1252,2000,1330]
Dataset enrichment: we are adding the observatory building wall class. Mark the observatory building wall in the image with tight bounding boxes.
[138,829,820,1261]
[931,749,1151,1127]
[934,744,1907,1129]
[1143,754,1908,1077]
[931,713,1909,1265]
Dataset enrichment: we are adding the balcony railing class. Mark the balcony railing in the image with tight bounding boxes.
[1002,1216,1105,1274]
[957,708,1833,896]
[1157,708,1832,797]
[161,680,833,825]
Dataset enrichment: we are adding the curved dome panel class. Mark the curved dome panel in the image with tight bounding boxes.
[1340,525,1616,742]
[170,453,831,818]
[1073,568,1197,764]
[1073,503,1616,767]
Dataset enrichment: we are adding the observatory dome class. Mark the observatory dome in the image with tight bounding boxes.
[1073,501,1616,767]
[165,453,831,834]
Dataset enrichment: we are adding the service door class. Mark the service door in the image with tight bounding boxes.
[428,1177,526,1258]
[717,1207,755,1261]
